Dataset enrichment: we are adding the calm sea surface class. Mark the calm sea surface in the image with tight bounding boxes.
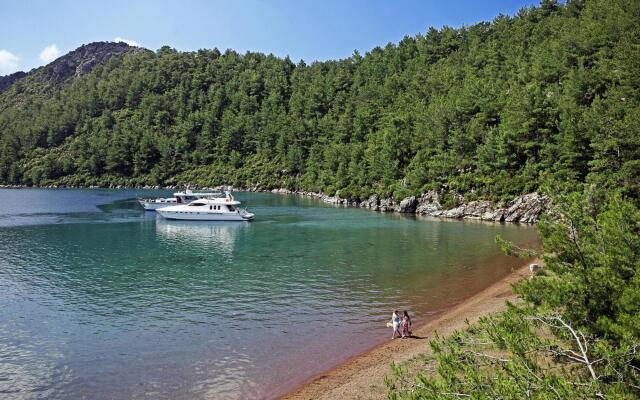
[0,189,538,399]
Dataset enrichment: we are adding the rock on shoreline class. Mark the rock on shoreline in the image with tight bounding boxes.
[270,188,548,224]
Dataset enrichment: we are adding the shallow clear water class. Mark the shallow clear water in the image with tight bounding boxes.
[0,189,538,399]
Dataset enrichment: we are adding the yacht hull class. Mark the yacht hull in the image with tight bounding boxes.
[156,209,254,221]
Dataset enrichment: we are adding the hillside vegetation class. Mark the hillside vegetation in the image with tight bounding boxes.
[0,0,638,204]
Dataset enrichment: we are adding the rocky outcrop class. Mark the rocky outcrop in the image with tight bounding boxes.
[415,191,442,215]
[442,206,465,219]
[0,42,149,93]
[39,42,147,83]
[503,192,547,223]
[412,192,548,223]
[397,196,417,213]
[359,194,380,210]
[0,71,27,92]
[461,200,500,220]
[379,198,395,212]
[265,187,548,224]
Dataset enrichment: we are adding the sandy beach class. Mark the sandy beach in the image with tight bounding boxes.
[282,260,537,400]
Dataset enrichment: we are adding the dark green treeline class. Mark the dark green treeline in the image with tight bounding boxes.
[0,0,638,202]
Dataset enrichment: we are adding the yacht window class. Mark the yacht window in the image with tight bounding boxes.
[210,206,212,210]
[189,202,206,206]
[228,205,236,211]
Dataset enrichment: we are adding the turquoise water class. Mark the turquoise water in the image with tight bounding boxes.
[0,189,538,399]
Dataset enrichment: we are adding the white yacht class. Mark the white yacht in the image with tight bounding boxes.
[156,191,255,221]
[138,186,223,211]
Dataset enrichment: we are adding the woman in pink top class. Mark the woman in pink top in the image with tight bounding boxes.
[401,310,412,338]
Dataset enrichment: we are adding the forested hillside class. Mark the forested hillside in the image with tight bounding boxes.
[0,0,638,203]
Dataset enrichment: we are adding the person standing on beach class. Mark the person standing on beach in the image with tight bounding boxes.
[401,311,412,338]
[391,310,401,339]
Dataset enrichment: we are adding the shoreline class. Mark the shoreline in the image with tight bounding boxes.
[281,259,537,400]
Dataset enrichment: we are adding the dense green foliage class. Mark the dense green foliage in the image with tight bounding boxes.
[387,189,640,398]
[0,0,638,202]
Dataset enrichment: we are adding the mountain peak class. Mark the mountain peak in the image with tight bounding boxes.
[38,41,147,83]
[0,41,149,93]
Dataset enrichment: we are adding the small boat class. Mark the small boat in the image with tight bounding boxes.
[138,186,223,211]
[156,191,255,221]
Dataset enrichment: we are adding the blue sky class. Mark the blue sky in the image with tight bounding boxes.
[0,0,538,75]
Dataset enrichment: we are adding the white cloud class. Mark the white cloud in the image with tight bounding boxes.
[0,49,20,75]
[39,44,61,63]
[114,37,139,47]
